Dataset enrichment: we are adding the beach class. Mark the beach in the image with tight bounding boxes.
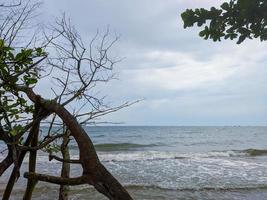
[1,126,267,199]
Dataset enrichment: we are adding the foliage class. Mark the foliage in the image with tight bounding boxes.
[181,0,267,44]
[0,38,46,135]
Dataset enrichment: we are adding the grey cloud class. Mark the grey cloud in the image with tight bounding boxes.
[39,0,267,125]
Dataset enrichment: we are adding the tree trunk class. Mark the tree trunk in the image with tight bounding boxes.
[23,113,40,200]
[3,133,38,199]
[58,130,70,200]
[24,89,133,199]
[0,145,13,176]
[3,105,41,200]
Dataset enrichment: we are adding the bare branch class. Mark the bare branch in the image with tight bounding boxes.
[0,1,21,8]
[49,154,81,164]
[18,134,64,151]
[24,172,87,185]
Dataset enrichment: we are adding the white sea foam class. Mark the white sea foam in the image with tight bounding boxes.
[97,150,260,162]
[10,149,265,164]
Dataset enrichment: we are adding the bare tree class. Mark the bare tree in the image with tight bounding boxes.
[0,1,137,199]
[0,0,22,8]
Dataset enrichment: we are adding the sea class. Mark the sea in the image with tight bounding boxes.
[1,126,267,200]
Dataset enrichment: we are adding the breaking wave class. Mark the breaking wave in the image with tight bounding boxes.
[68,142,161,151]
[10,148,267,163]
[98,148,267,162]
[240,149,267,156]
[94,143,160,151]
[125,184,267,192]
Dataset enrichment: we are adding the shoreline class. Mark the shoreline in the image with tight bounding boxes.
[2,184,267,200]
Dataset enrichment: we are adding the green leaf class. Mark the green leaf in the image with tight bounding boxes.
[237,35,247,44]
[10,129,17,136]
[35,47,43,56]
[25,77,38,85]
[199,30,206,37]
[221,2,229,10]
[0,39,4,47]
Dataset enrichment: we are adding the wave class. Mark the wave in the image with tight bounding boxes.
[201,149,267,158]
[11,148,267,164]
[239,149,267,157]
[125,184,267,192]
[92,134,105,138]
[98,148,267,162]
[212,149,267,157]
[94,143,160,151]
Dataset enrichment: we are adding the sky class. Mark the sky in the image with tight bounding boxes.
[39,0,267,126]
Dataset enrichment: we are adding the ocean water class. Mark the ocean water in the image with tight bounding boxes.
[1,126,267,199]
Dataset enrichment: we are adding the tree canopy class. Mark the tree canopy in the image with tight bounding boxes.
[181,0,267,44]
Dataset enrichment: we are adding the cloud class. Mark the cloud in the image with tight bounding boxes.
[126,50,236,91]
[40,0,267,125]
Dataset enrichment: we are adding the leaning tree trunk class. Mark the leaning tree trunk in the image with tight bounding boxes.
[2,112,42,200]
[59,129,71,200]
[24,88,133,200]
[0,145,13,176]
[23,104,40,200]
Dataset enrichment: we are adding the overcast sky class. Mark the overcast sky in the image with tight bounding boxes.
[40,0,267,126]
